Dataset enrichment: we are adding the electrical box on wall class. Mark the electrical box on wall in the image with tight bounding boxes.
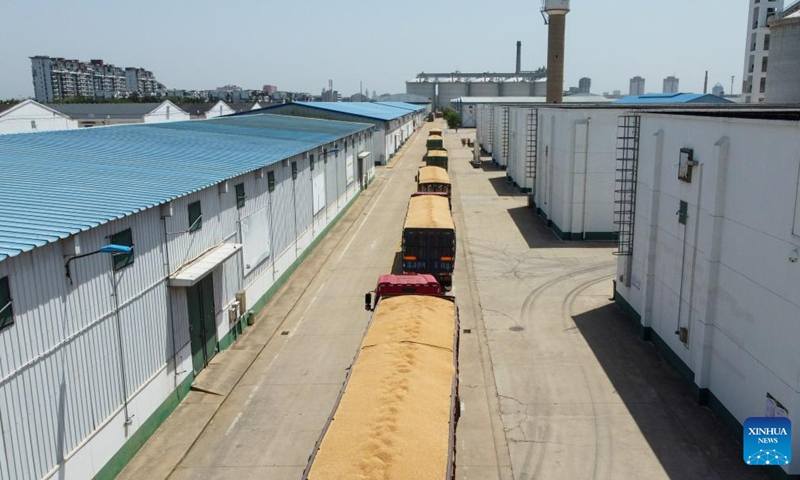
[678,148,695,182]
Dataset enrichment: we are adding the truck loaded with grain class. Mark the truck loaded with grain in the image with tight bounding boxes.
[401,194,455,289]
[303,274,460,480]
[416,165,452,198]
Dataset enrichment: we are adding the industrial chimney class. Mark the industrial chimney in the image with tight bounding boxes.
[542,0,571,103]
[516,41,522,74]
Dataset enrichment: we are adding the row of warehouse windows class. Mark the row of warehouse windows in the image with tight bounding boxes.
[0,138,362,333]
[1,276,11,332]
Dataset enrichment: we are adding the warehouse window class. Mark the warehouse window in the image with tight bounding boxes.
[235,183,245,209]
[110,228,134,270]
[188,201,202,232]
[678,200,688,225]
[291,161,298,180]
[0,276,12,332]
[267,171,276,192]
[678,148,694,182]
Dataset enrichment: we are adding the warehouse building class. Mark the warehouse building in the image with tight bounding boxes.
[475,98,612,158]
[457,94,610,128]
[0,100,77,134]
[508,106,620,240]
[47,101,190,127]
[242,101,426,165]
[613,110,800,477]
[0,114,374,480]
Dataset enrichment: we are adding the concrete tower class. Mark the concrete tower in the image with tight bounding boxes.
[543,0,570,103]
[742,0,784,103]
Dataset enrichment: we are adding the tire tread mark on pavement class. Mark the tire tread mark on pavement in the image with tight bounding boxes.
[518,266,614,480]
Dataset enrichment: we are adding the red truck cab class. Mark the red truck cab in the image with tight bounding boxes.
[365,274,442,311]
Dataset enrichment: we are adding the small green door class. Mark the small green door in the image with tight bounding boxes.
[187,274,217,374]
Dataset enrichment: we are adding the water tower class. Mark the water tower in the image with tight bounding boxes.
[541,0,571,103]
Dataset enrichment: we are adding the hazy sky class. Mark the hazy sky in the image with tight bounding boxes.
[0,0,750,99]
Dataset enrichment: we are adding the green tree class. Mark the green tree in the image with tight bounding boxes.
[443,107,461,130]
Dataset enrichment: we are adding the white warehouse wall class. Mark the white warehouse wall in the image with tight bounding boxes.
[0,101,77,134]
[614,113,800,476]
[492,106,509,167]
[0,130,370,480]
[533,107,619,240]
[143,101,191,124]
[507,107,537,193]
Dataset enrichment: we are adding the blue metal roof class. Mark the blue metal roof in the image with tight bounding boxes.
[373,102,426,112]
[614,93,734,104]
[0,114,372,261]
[293,102,416,121]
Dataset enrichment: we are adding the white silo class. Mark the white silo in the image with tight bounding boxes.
[469,78,501,97]
[438,81,469,110]
[533,78,548,96]
[406,81,436,106]
[501,78,533,96]
[542,0,571,103]
[765,10,800,103]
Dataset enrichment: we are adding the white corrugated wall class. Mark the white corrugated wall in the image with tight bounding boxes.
[0,128,369,480]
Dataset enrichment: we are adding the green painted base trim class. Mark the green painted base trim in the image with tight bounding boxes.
[218,315,247,352]
[614,293,800,480]
[551,221,565,239]
[705,390,798,479]
[93,372,195,480]
[249,190,361,317]
[649,328,695,385]
[93,190,363,480]
[613,293,645,338]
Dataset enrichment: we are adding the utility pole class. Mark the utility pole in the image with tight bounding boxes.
[730,75,735,95]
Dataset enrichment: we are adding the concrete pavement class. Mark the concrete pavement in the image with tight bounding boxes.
[119,121,766,480]
[445,129,767,480]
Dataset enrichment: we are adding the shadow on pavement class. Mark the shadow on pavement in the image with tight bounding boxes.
[488,175,526,197]
[391,251,403,275]
[571,304,769,480]
[506,206,616,249]
[480,161,507,173]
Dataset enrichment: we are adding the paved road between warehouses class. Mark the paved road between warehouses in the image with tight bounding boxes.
[117,120,511,480]
[120,121,767,480]
[446,130,768,480]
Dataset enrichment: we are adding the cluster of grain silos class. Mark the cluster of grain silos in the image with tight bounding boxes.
[406,40,548,110]
[407,75,548,110]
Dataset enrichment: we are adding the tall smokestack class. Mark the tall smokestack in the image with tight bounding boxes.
[516,41,522,74]
[703,71,709,94]
[543,0,571,104]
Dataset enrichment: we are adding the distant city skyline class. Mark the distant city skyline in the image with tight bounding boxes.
[0,0,751,99]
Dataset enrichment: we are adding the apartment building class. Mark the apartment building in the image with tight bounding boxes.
[31,56,164,102]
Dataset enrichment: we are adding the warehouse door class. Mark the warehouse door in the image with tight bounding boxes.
[187,274,217,374]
